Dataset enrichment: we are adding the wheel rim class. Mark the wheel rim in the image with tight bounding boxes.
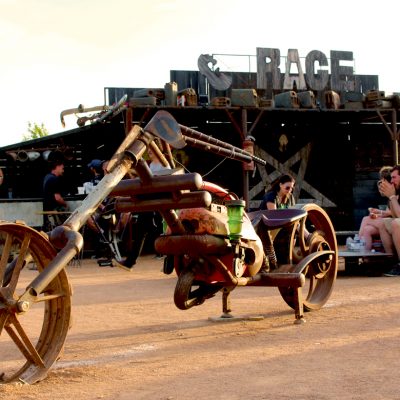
[281,204,338,311]
[0,223,71,384]
[301,232,335,310]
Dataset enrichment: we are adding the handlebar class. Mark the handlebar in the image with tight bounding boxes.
[142,110,266,165]
[179,124,266,166]
[183,136,255,164]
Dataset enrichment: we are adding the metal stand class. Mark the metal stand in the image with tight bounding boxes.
[208,287,264,322]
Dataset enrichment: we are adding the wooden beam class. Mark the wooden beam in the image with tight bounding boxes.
[248,109,265,137]
[377,110,394,139]
[224,109,244,140]
[377,109,398,164]
[250,144,336,207]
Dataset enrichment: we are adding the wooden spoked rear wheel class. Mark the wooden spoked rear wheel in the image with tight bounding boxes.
[0,223,71,384]
[280,204,338,311]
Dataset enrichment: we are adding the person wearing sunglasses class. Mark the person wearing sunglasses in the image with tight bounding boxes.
[259,173,296,210]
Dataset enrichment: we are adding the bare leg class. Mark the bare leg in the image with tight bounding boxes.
[359,216,383,251]
[362,224,379,250]
[359,216,371,238]
[390,218,400,259]
[375,218,394,255]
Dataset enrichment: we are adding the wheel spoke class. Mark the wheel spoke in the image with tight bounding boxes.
[0,309,9,331]
[313,267,330,280]
[309,259,330,280]
[8,234,32,292]
[0,232,14,286]
[5,314,45,368]
[36,291,67,302]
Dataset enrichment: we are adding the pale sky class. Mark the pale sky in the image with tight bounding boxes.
[1,0,399,147]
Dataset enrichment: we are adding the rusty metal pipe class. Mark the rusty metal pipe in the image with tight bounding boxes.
[137,157,156,182]
[155,234,229,256]
[205,255,241,286]
[180,124,250,155]
[15,125,150,305]
[184,136,254,164]
[65,158,135,232]
[110,173,203,197]
[250,272,306,288]
[65,127,147,232]
[134,158,153,185]
[149,140,171,168]
[160,209,186,234]
[206,255,305,288]
[162,141,175,168]
[180,124,266,165]
[60,104,109,128]
[125,130,155,165]
[106,125,142,173]
[20,226,83,299]
[130,159,192,205]
[19,123,169,302]
[115,191,212,213]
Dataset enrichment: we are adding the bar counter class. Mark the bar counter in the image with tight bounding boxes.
[0,196,85,227]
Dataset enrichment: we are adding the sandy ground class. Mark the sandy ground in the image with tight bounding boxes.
[1,254,400,400]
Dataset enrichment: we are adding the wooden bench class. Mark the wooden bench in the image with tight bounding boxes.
[338,249,393,275]
[336,230,358,237]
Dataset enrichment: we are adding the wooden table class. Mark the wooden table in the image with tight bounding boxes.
[35,211,72,225]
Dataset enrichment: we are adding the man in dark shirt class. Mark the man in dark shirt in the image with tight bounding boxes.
[87,159,104,187]
[43,161,67,230]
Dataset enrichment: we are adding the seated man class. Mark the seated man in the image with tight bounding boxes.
[42,161,68,230]
[377,165,400,276]
[84,159,104,194]
[357,166,394,254]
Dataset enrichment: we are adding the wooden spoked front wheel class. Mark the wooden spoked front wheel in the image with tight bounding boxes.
[0,222,71,384]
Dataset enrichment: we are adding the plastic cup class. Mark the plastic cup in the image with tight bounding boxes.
[226,200,246,240]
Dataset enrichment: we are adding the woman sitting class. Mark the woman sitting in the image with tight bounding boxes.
[259,174,295,210]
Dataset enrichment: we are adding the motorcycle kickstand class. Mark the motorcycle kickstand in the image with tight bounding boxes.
[220,287,235,318]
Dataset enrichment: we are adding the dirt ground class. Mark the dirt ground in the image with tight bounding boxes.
[1,254,400,400]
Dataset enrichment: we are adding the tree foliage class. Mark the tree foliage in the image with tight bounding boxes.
[22,122,49,141]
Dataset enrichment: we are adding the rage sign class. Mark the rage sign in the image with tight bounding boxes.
[199,49,357,93]
[198,54,233,91]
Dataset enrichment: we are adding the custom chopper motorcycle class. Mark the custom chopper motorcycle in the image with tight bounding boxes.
[0,109,338,384]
